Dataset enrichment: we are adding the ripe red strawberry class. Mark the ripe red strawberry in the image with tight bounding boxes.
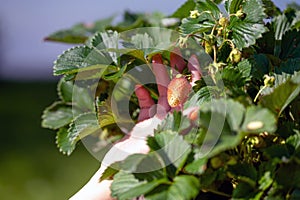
[167,75,191,108]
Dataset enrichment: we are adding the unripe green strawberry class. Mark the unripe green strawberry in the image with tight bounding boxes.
[167,75,191,107]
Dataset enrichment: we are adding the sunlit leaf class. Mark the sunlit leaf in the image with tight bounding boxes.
[171,0,196,19]
[59,112,99,155]
[41,102,73,130]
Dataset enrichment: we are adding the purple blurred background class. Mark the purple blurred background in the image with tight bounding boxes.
[0,0,295,80]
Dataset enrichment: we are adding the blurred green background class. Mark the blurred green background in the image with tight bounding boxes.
[0,81,99,200]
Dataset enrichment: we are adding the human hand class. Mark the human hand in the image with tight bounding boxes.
[69,48,202,200]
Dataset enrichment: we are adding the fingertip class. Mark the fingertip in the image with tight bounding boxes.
[188,55,202,85]
[135,84,155,122]
[170,47,186,73]
[152,54,163,64]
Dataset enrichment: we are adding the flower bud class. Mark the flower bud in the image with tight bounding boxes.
[219,17,229,27]
[190,10,200,19]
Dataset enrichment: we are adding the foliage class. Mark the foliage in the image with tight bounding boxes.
[42,0,300,199]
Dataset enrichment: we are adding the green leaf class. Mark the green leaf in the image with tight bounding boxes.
[102,63,127,81]
[232,182,255,199]
[130,33,155,57]
[41,102,73,130]
[171,0,196,19]
[44,16,114,44]
[60,112,99,155]
[56,127,75,155]
[260,72,300,116]
[227,0,268,49]
[145,175,200,200]
[155,112,191,134]
[185,85,220,110]
[273,10,299,41]
[57,78,73,102]
[258,171,273,191]
[228,163,257,185]
[290,189,300,200]
[256,27,276,55]
[87,16,115,33]
[225,0,244,14]
[196,0,220,21]
[200,99,245,132]
[122,29,172,58]
[168,175,200,200]
[148,131,191,171]
[184,157,208,175]
[276,163,300,188]
[179,0,220,36]
[119,154,164,178]
[44,23,88,44]
[180,17,215,36]
[286,133,300,155]
[252,53,271,77]
[111,171,168,200]
[96,31,119,64]
[53,46,112,75]
[237,59,253,82]
[275,59,300,75]
[218,66,247,88]
[241,106,277,133]
[263,144,290,160]
[196,99,245,158]
[262,0,281,17]
[279,30,300,60]
[72,84,95,111]
[99,162,120,181]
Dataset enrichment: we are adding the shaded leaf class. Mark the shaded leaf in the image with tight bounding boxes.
[279,30,300,60]
[273,10,299,41]
[275,59,300,74]
[228,163,257,184]
[276,163,300,188]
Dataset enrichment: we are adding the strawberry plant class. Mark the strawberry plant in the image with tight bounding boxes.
[42,0,300,199]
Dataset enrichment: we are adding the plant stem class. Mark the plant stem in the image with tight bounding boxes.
[202,189,231,198]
